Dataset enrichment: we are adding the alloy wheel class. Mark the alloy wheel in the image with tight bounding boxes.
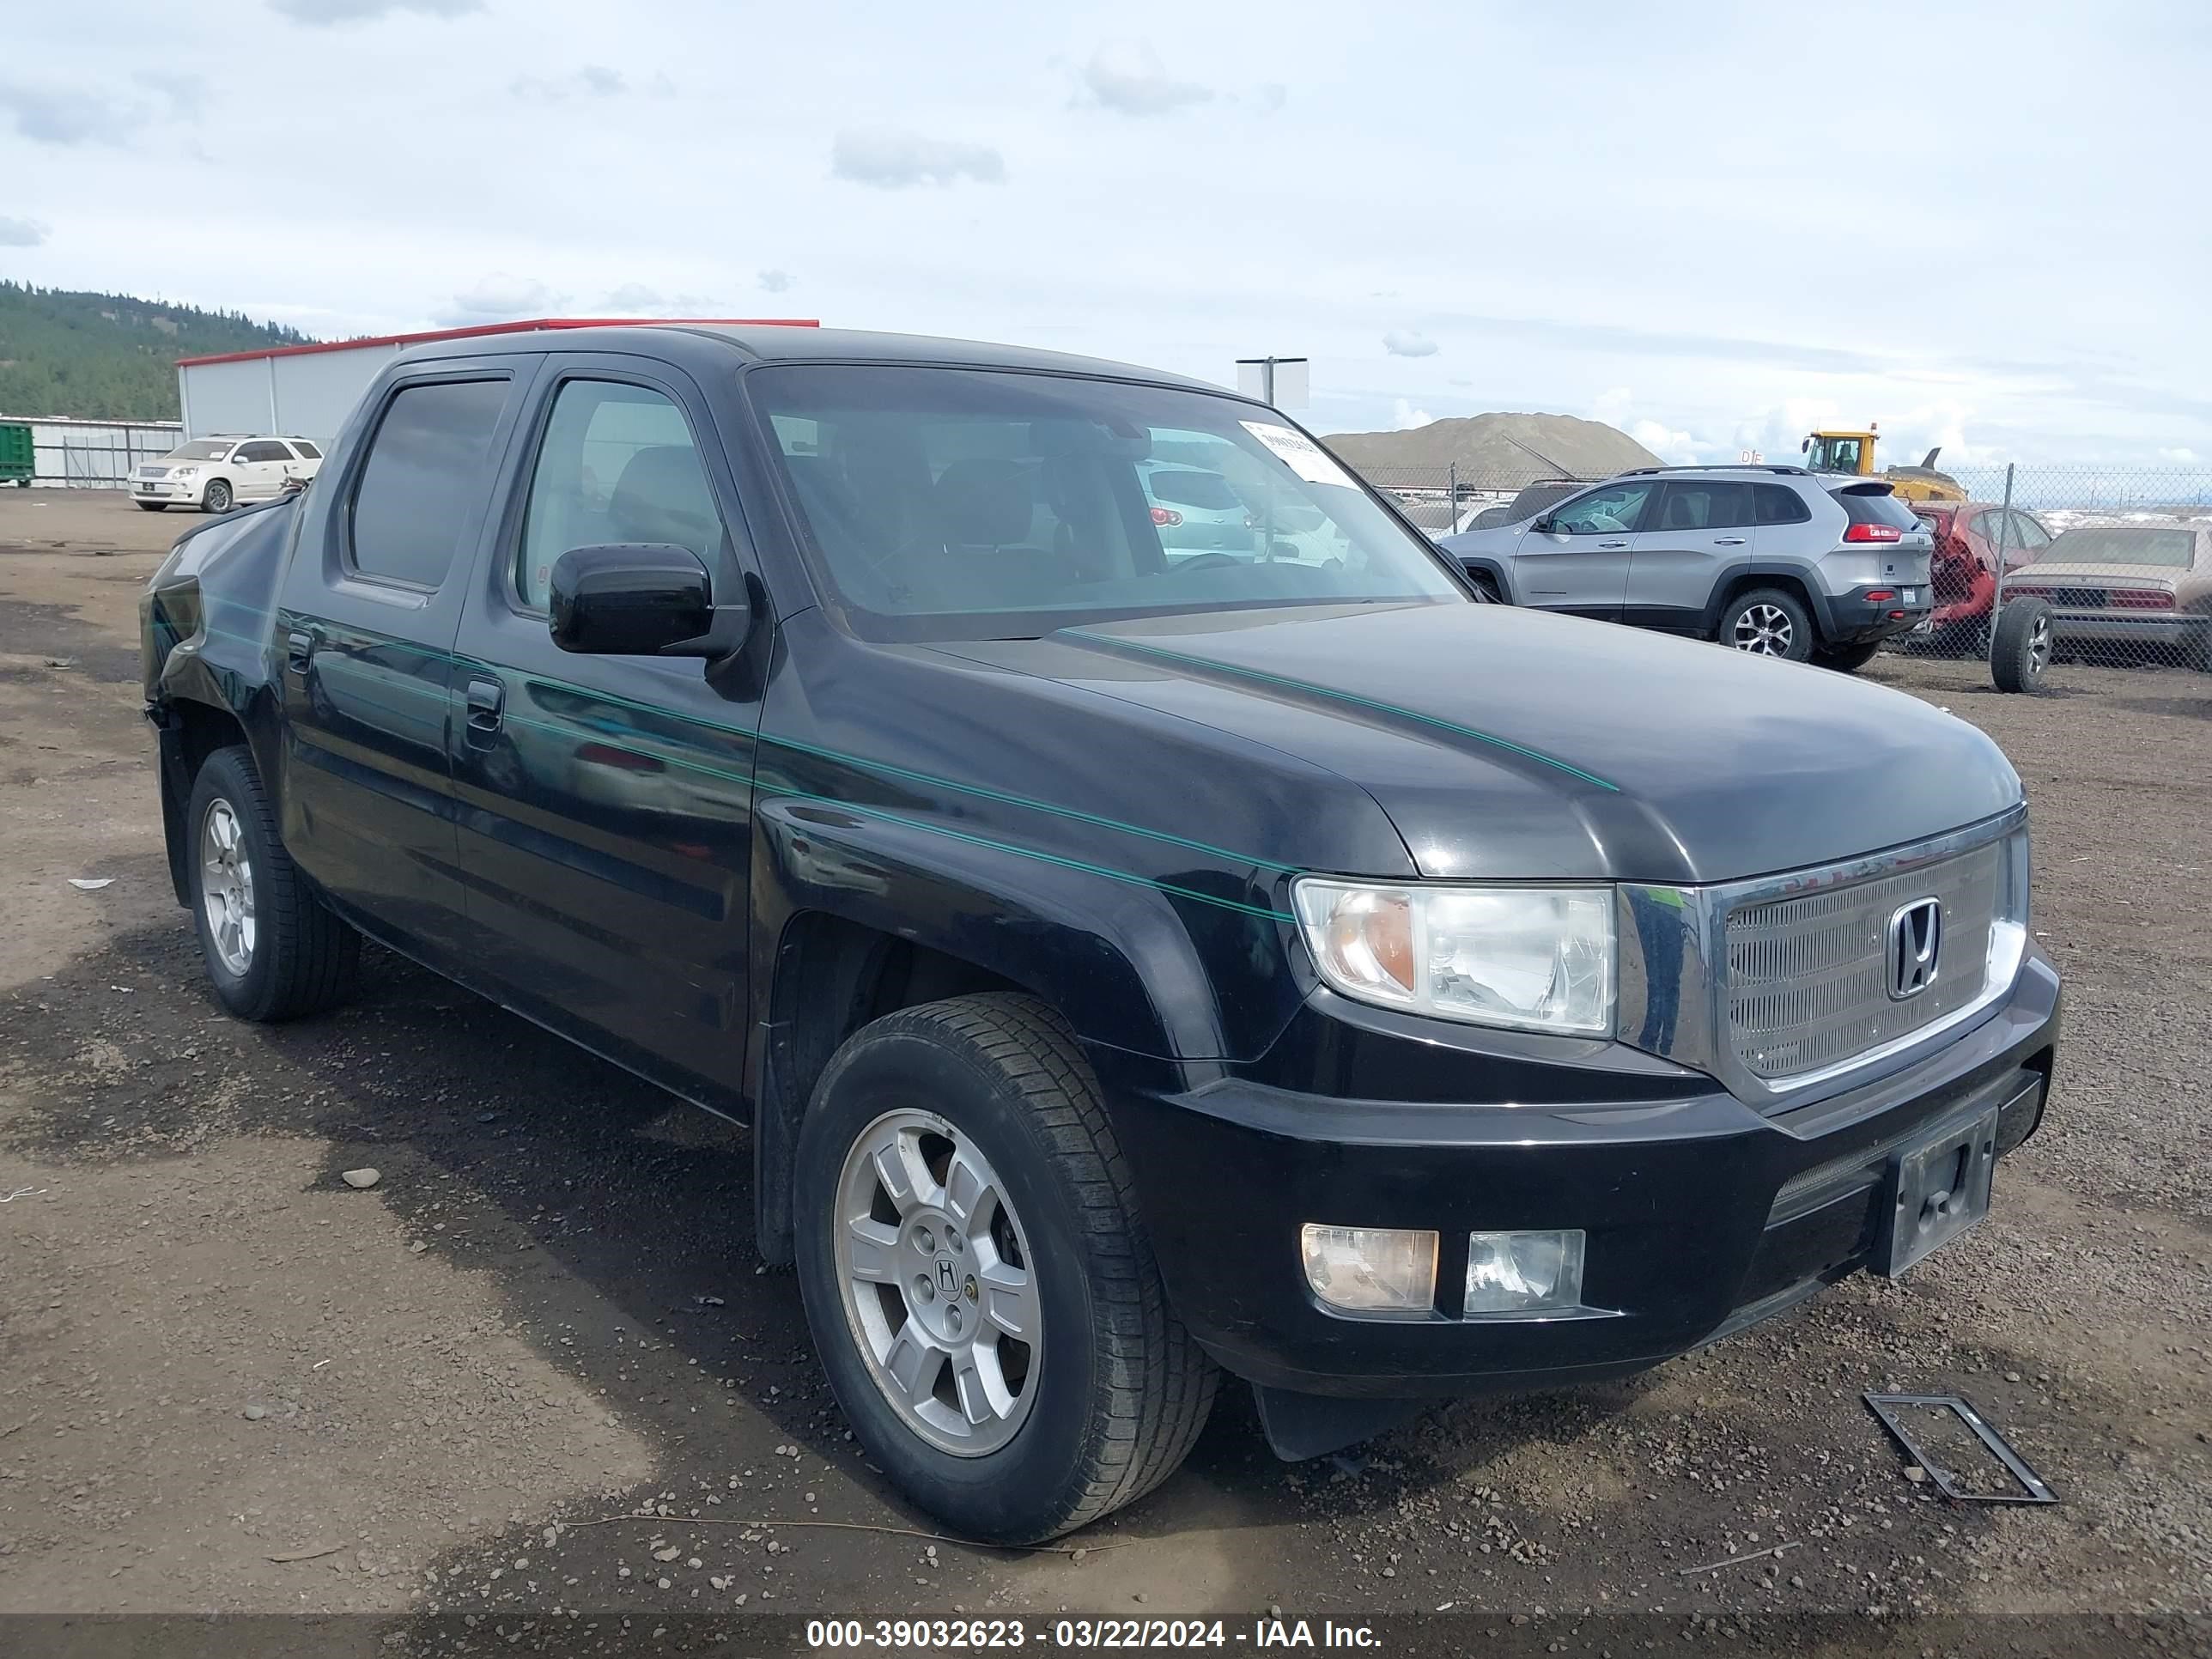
[1731,604,1795,655]
[833,1108,1040,1457]
[199,798,257,975]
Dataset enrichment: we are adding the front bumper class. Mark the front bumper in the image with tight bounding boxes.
[1826,582,1934,644]
[2042,611,2204,647]
[1112,949,2058,1398]
[133,477,201,503]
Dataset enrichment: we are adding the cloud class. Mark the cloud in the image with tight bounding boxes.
[268,0,483,22]
[1392,399,1433,430]
[2158,447,2198,464]
[1079,40,1212,116]
[434,274,563,326]
[1630,418,1698,463]
[0,82,138,145]
[0,215,49,247]
[134,70,209,119]
[757,269,793,294]
[601,283,665,313]
[831,129,1004,189]
[512,65,667,101]
[1382,329,1438,359]
[1255,82,1288,114]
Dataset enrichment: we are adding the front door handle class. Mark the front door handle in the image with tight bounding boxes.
[465,678,505,736]
[1597,539,1629,550]
[1715,536,1748,546]
[285,630,313,673]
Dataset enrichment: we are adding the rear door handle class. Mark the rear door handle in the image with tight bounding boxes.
[1715,536,1747,546]
[465,677,505,735]
[285,630,313,673]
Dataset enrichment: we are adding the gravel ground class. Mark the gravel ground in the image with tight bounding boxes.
[0,492,2206,1656]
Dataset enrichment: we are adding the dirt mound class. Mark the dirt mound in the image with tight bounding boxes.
[1324,411,1660,486]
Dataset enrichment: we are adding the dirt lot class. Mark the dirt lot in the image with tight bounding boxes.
[1,489,2206,1655]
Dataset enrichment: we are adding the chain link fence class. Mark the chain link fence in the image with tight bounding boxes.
[1878,464,2212,691]
[1354,463,1607,539]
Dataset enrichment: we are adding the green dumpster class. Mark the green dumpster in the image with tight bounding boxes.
[0,421,33,486]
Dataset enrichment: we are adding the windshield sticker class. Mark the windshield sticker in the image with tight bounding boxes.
[1241,421,1356,489]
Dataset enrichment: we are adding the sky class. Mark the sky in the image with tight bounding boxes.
[3,0,2209,466]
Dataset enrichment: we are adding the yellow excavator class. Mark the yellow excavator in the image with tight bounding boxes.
[1801,423,1966,504]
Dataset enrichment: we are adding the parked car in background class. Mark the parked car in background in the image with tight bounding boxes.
[1442,465,1935,671]
[1911,502,2052,653]
[2004,524,2212,669]
[133,435,324,514]
[1137,462,1256,556]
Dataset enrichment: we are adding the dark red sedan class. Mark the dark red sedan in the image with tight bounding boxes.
[1911,502,2057,650]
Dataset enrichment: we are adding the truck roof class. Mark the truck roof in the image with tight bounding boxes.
[392,322,1226,394]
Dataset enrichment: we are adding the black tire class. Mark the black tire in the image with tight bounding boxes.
[1717,587,1814,661]
[185,745,361,1020]
[794,994,1218,1543]
[1990,597,2054,694]
[137,501,169,513]
[1810,640,1883,673]
[202,478,234,514]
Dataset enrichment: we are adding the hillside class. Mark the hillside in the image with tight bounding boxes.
[0,283,312,422]
[1325,410,1661,486]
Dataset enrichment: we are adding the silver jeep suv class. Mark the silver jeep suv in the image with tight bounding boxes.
[1439,465,1936,671]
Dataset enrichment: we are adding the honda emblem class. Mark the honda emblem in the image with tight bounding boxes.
[1887,897,1942,1000]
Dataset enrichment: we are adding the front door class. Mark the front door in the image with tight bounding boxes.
[1509,478,1652,620]
[1626,479,1756,632]
[275,362,538,966]
[448,359,762,1100]
[231,439,295,500]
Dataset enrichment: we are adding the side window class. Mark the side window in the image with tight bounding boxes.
[290,441,322,460]
[1753,484,1812,525]
[1656,481,1753,531]
[350,378,509,590]
[1548,481,1653,535]
[236,441,287,463]
[2010,512,2049,550]
[518,380,723,611]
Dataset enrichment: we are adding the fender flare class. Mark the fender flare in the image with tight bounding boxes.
[1701,563,1836,640]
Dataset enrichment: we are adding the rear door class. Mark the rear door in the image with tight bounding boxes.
[447,356,763,1097]
[1625,479,1755,631]
[276,361,538,965]
[1508,478,1651,619]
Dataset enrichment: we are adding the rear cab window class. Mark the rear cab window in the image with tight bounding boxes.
[1753,483,1812,526]
[1836,489,1923,532]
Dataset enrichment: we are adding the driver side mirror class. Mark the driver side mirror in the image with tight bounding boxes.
[1531,515,1558,534]
[549,543,750,659]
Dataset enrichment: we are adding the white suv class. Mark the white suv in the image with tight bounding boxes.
[134,436,324,514]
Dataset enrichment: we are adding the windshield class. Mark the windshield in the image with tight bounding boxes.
[166,441,234,461]
[750,365,1464,640]
[2032,527,2197,568]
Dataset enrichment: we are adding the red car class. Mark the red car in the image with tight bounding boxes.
[1913,502,2055,650]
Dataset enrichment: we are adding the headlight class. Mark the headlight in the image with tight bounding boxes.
[1292,878,1615,1035]
[173,466,199,477]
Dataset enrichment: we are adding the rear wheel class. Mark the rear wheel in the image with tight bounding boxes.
[1990,597,2055,693]
[1810,640,1883,673]
[202,478,234,514]
[137,501,169,513]
[794,994,1217,1543]
[1717,588,1814,662]
[185,746,361,1020]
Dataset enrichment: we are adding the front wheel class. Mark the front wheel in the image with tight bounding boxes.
[1717,587,1814,661]
[794,994,1217,1543]
[185,746,361,1019]
[202,478,234,514]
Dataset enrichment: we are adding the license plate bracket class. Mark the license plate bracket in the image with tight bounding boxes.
[1877,1106,1999,1276]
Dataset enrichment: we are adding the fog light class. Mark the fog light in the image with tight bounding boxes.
[1463,1230,1586,1317]
[1300,1224,1438,1314]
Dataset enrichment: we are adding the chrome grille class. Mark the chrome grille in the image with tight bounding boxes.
[1725,842,2002,1080]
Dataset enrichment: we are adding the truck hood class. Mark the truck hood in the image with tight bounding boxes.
[935,603,2022,885]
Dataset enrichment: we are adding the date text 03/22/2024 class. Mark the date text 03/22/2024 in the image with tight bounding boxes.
[805,1618,1382,1649]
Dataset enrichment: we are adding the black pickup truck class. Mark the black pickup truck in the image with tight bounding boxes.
[142,325,2059,1542]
